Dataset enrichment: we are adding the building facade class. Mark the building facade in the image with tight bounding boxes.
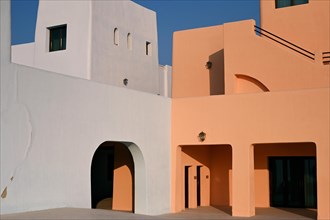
[1,0,329,219]
[11,0,172,96]
[171,0,329,219]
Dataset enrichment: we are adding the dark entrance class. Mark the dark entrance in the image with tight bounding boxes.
[184,166,190,208]
[269,157,317,208]
[91,145,114,209]
[197,166,201,206]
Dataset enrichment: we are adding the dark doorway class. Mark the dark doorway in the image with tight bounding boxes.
[185,166,190,208]
[269,157,317,208]
[91,142,135,212]
[197,166,202,206]
[91,145,114,209]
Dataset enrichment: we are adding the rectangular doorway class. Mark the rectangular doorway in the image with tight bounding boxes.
[269,157,317,208]
[197,166,201,206]
[184,166,190,208]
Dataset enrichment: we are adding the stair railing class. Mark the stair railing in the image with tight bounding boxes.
[322,52,330,64]
[254,25,315,60]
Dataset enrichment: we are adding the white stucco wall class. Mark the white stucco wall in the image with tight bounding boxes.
[11,43,35,67]
[10,1,91,79]
[90,1,160,94]
[1,1,171,215]
[33,0,92,79]
[159,65,172,97]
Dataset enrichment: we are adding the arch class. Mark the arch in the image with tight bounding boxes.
[127,33,132,50]
[114,28,119,45]
[235,74,270,93]
[91,141,146,214]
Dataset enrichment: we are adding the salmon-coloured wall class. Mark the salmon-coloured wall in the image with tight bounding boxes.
[171,89,329,219]
[260,0,330,53]
[210,146,232,206]
[172,25,224,98]
[224,20,329,95]
[112,144,134,212]
[254,143,316,207]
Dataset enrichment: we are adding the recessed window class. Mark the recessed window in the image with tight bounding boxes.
[127,33,132,50]
[276,0,308,8]
[114,28,119,46]
[48,24,67,52]
[146,41,152,56]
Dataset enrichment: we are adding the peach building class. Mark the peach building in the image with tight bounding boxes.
[171,0,329,219]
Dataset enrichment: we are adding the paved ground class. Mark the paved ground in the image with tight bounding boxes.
[1,206,316,220]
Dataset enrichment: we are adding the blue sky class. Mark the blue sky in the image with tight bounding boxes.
[11,0,260,65]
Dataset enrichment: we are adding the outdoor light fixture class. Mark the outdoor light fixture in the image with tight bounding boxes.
[198,131,206,142]
[123,78,128,86]
[205,61,212,69]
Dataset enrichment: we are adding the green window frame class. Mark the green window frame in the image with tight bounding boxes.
[276,0,309,8]
[48,24,67,52]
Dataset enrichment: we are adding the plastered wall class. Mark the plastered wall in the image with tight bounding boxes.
[171,90,330,219]
[223,20,329,94]
[90,1,160,94]
[11,0,164,95]
[1,1,171,215]
[260,0,330,53]
[172,25,224,98]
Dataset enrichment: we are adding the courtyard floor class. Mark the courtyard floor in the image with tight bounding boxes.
[1,206,316,220]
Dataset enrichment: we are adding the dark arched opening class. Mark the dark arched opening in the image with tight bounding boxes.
[91,141,134,212]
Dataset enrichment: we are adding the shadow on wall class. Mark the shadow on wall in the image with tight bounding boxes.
[209,49,225,95]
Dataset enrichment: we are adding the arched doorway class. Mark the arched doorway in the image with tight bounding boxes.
[91,141,135,212]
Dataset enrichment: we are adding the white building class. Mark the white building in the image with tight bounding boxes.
[1,0,171,215]
[11,0,172,96]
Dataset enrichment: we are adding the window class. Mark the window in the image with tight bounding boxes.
[276,0,308,8]
[114,28,119,45]
[48,24,67,52]
[146,41,152,56]
[127,33,132,50]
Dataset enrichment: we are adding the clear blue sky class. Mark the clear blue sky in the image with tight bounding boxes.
[11,0,260,65]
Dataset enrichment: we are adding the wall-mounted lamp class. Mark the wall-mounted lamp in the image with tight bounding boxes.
[123,78,128,86]
[205,61,212,69]
[198,131,206,142]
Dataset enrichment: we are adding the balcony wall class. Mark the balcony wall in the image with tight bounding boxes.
[224,20,329,94]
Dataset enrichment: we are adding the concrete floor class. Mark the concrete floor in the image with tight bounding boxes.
[1,206,316,220]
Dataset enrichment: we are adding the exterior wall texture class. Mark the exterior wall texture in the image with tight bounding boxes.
[260,0,330,54]
[12,0,92,79]
[172,25,224,98]
[171,2,330,219]
[223,20,329,94]
[90,1,160,94]
[2,0,330,219]
[11,0,165,95]
[171,90,329,219]
[1,1,171,215]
